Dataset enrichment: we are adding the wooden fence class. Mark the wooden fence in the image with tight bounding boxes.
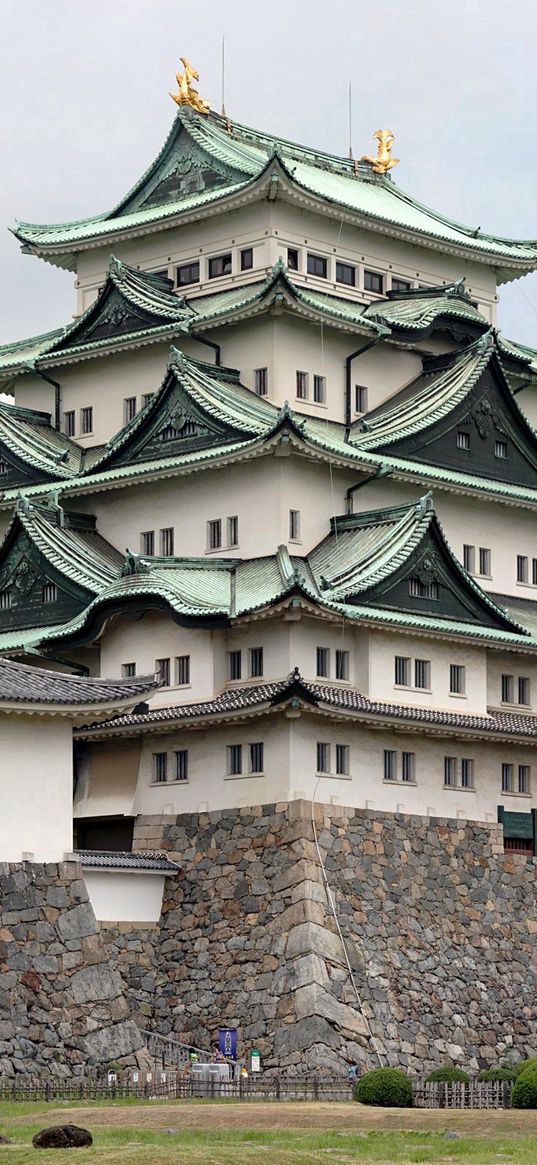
[0,1076,514,1108]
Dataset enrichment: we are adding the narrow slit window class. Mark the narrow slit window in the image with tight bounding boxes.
[227,516,238,548]
[155,658,171,686]
[80,406,93,435]
[296,371,308,399]
[335,650,349,681]
[153,753,167,783]
[479,547,491,576]
[517,555,529,583]
[414,659,431,689]
[175,750,189,782]
[316,647,330,678]
[501,674,514,703]
[495,440,508,459]
[383,750,397,782]
[250,742,264,773]
[0,590,12,610]
[64,411,75,437]
[140,530,155,556]
[317,742,330,773]
[42,583,57,604]
[518,764,530,794]
[355,385,368,413]
[249,647,263,678]
[461,758,474,789]
[463,544,475,573]
[518,676,530,706]
[408,577,439,600]
[444,757,457,787]
[160,527,174,556]
[394,656,410,686]
[313,375,326,404]
[449,664,465,695]
[175,655,190,686]
[456,431,470,451]
[289,510,300,541]
[401,752,415,783]
[502,762,513,793]
[254,368,268,396]
[336,744,349,775]
[122,663,136,678]
[207,519,222,551]
[228,650,242,681]
[227,745,242,775]
[123,397,137,425]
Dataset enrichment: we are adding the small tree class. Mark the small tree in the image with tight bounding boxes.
[426,1067,469,1084]
[354,1068,413,1108]
[512,1067,537,1108]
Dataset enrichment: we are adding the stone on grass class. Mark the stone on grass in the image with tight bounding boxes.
[32,1125,92,1149]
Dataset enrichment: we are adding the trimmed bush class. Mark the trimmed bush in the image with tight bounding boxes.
[512,1066,537,1108]
[515,1057,537,1077]
[426,1066,469,1084]
[478,1067,516,1082]
[354,1067,413,1108]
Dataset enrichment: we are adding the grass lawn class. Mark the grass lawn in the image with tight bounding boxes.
[0,1099,537,1163]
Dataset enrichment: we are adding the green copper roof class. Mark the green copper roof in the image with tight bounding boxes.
[363,278,487,335]
[0,402,82,481]
[3,501,123,595]
[12,107,537,277]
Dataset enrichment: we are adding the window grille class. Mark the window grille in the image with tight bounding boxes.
[175,750,189,782]
[153,753,167,783]
[317,742,330,773]
[175,655,190,686]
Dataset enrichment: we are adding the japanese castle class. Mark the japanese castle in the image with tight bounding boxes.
[3,61,537,857]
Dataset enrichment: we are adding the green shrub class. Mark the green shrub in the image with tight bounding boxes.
[478,1067,516,1082]
[515,1057,537,1077]
[426,1066,469,1084]
[512,1067,537,1108]
[354,1067,413,1108]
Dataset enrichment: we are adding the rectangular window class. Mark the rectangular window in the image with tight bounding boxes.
[444,756,457,787]
[250,742,264,773]
[502,762,513,793]
[121,662,136,678]
[495,440,508,459]
[123,397,136,425]
[140,530,155,556]
[517,555,529,583]
[401,752,415,783]
[63,410,75,437]
[254,368,268,396]
[384,750,397,781]
[355,385,368,413]
[0,461,6,475]
[501,674,514,703]
[414,659,431,689]
[364,269,384,294]
[307,253,327,278]
[463,544,475,573]
[336,744,349,775]
[316,647,330,678]
[227,745,242,776]
[449,664,465,695]
[155,657,170,686]
[533,559,537,586]
[175,655,190,686]
[227,516,238,548]
[176,261,200,287]
[289,510,300,541]
[456,431,470,451]
[153,753,167,783]
[408,577,439,600]
[518,764,530,794]
[80,406,93,435]
[142,392,154,408]
[313,374,326,404]
[175,750,189,782]
[208,253,232,279]
[394,655,410,686]
[518,676,530,706]
[479,547,491,576]
[0,590,12,611]
[335,261,356,286]
[391,277,411,292]
[317,742,330,773]
[160,527,174,556]
[228,650,242,681]
[287,248,299,271]
[249,647,263,678]
[461,758,474,789]
[207,519,222,551]
[296,370,308,399]
[42,583,57,604]
[240,247,253,271]
[335,649,349,681]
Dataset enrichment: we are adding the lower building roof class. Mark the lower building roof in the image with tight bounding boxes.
[77,849,177,872]
[0,656,155,712]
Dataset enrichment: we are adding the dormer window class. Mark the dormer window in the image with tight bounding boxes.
[456,431,470,451]
[0,590,12,610]
[0,460,6,476]
[495,440,508,459]
[161,425,180,441]
[183,420,197,436]
[208,253,232,279]
[42,583,57,604]
[408,576,439,600]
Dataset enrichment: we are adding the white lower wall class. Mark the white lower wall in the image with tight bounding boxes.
[0,715,73,862]
[82,870,166,922]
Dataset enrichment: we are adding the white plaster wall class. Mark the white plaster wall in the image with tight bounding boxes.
[487,651,537,711]
[368,630,487,714]
[0,715,73,861]
[131,717,290,815]
[81,455,353,561]
[83,870,166,922]
[99,614,215,709]
[80,713,537,825]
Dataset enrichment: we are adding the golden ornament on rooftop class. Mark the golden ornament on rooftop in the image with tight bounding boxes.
[170,57,210,115]
[361,130,399,175]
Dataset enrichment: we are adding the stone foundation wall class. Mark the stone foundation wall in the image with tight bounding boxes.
[102,802,537,1076]
[0,861,145,1076]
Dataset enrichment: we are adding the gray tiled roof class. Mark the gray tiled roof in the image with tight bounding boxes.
[78,672,537,740]
[77,849,177,872]
[0,657,155,706]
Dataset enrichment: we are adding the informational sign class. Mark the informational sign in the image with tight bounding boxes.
[219,1027,238,1060]
[250,1049,261,1073]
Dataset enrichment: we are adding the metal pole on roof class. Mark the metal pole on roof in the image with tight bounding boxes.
[347,81,353,159]
[221,35,226,117]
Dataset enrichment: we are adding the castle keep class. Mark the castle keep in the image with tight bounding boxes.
[2,61,537,1073]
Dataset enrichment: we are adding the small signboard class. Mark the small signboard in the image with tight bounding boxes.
[250,1048,261,1073]
[219,1028,237,1060]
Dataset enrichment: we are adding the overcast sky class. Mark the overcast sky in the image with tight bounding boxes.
[1,0,537,346]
